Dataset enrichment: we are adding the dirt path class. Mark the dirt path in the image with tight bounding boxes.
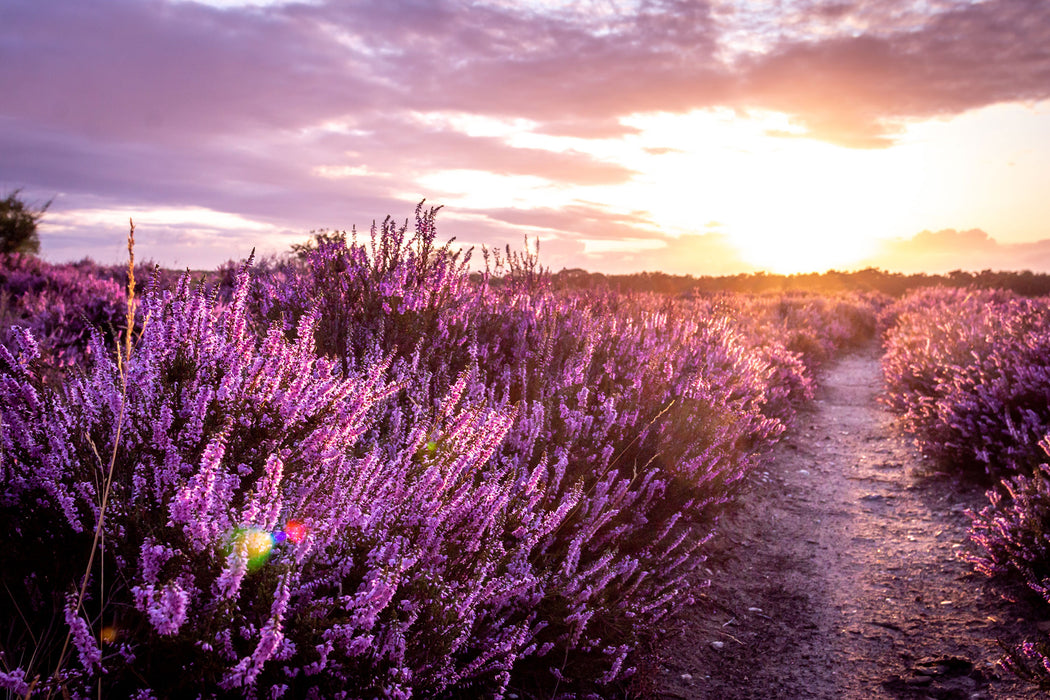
[651,345,1044,699]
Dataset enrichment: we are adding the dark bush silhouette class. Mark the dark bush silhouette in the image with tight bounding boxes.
[0,188,52,255]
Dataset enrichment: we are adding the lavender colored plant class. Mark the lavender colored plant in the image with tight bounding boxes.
[1,204,883,698]
[881,287,1050,475]
[969,438,1050,690]
[882,286,1050,689]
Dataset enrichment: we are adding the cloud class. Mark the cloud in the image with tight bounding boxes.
[1,0,639,244]
[0,0,726,143]
[735,0,1050,146]
[534,119,643,139]
[3,0,1050,269]
[477,203,660,241]
[1,0,379,143]
[443,203,753,275]
[609,231,756,276]
[6,0,1049,149]
[323,116,637,185]
[862,228,1050,273]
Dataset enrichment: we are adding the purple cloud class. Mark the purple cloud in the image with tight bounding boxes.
[737,0,1050,146]
[3,0,1049,270]
[863,228,1050,274]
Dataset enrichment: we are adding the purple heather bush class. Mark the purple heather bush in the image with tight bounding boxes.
[249,207,885,694]
[882,287,1050,475]
[253,209,838,690]
[969,438,1050,690]
[1,260,577,698]
[881,286,1050,688]
[0,253,189,381]
[0,253,127,374]
[1,205,881,698]
[731,291,882,371]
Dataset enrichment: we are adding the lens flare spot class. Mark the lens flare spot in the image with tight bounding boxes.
[230,527,274,571]
[284,520,307,544]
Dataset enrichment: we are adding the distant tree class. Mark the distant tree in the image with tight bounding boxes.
[290,228,347,259]
[0,189,52,255]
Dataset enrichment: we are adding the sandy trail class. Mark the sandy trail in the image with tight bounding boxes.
[652,346,1043,699]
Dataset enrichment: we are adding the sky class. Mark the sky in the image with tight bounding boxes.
[3,0,1050,275]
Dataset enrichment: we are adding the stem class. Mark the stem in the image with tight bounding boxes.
[49,221,136,696]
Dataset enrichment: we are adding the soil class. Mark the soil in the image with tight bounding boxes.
[648,344,1047,700]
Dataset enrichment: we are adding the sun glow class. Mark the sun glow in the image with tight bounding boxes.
[415,108,944,275]
[719,143,897,273]
[615,110,931,273]
[38,104,1038,276]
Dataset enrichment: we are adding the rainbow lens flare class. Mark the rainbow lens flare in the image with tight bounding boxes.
[225,521,308,571]
[282,520,307,544]
[229,527,275,571]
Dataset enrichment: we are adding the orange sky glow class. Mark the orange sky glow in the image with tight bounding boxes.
[3,0,1050,275]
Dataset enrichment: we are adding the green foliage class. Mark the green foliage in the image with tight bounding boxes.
[289,228,347,259]
[0,189,52,255]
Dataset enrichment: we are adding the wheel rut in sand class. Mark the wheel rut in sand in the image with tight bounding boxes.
[652,345,1044,700]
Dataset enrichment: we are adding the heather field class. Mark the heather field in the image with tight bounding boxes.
[3,210,1050,699]
[7,1,1050,697]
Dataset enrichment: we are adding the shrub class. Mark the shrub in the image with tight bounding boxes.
[969,438,1050,690]
[883,286,1050,690]
[0,253,127,375]
[1,205,882,697]
[881,287,1050,476]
